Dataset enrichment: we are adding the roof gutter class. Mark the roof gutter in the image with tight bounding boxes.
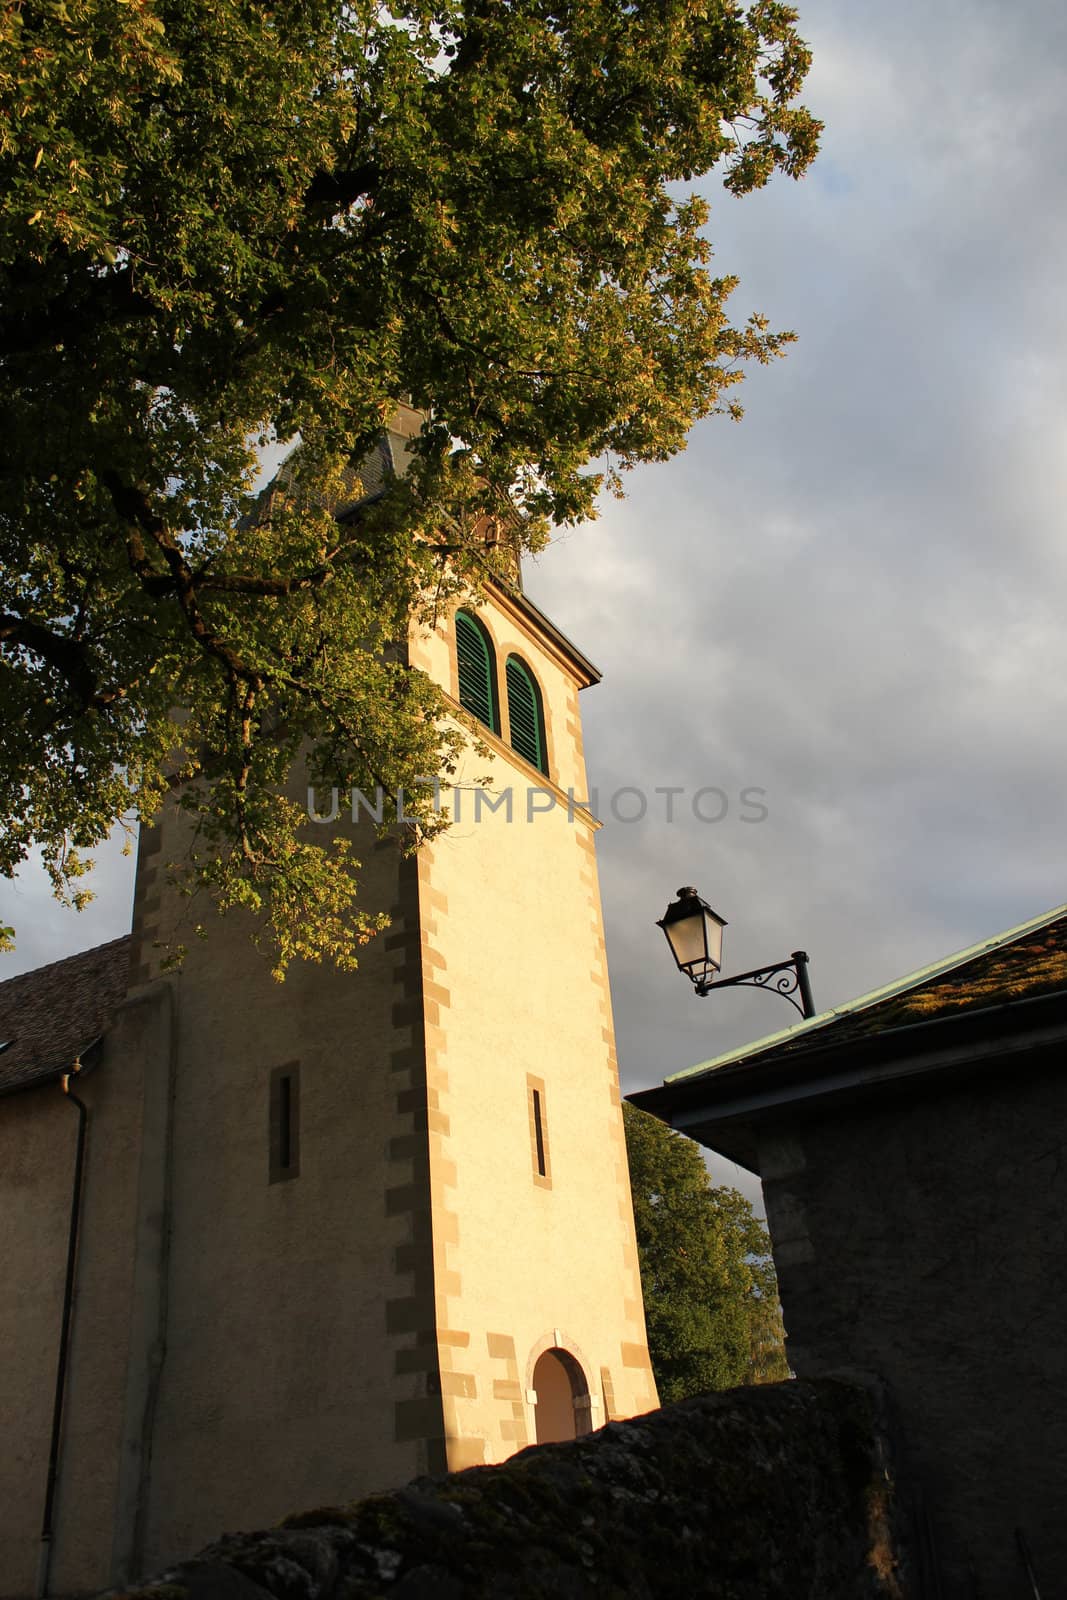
[36,1042,101,1599]
[0,1065,69,1101]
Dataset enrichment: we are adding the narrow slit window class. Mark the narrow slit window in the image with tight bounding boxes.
[505,655,548,775]
[527,1075,551,1187]
[278,1075,292,1170]
[532,1090,546,1176]
[270,1063,300,1183]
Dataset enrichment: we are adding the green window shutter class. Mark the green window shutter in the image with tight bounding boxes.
[506,656,547,775]
[456,611,498,731]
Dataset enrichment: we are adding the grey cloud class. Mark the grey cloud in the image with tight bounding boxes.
[524,0,1067,1164]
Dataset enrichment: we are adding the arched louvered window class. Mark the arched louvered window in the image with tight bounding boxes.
[505,655,548,775]
[455,609,499,733]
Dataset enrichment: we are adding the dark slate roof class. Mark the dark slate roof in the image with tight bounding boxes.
[247,411,419,529]
[0,936,131,1098]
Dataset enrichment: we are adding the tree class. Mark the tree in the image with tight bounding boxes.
[623,1102,788,1400]
[0,0,819,969]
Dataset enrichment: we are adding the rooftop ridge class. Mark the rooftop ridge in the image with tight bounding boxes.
[0,932,133,993]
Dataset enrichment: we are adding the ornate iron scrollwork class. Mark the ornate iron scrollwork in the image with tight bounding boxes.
[694,955,814,1018]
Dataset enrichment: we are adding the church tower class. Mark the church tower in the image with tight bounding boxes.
[113,413,657,1579]
[0,408,656,1597]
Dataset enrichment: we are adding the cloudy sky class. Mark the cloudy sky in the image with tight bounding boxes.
[4,0,1067,1202]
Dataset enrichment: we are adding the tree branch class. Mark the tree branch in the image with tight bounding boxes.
[0,613,124,710]
[304,160,380,214]
[0,266,154,363]
[102,470,252,681]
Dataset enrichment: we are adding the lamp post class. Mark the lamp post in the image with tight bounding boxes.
[657,887,816,1020]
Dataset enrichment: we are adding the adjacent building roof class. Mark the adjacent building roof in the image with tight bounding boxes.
[629,902,1067,1172]
[0,936,131,1098]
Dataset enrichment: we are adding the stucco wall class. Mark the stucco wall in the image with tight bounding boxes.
[1,1083,85,1599]
[759,1063,1067,1599]
[407,595,656,1462]
[128,822,431,1580]
[0,1006,151,1599]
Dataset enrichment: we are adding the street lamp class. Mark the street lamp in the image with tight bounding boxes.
[657,887,816,1019]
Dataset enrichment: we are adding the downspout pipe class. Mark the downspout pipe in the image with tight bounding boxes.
[36,1060,92,1600]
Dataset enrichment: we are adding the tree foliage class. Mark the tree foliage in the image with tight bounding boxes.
[0,0,819,967]
[623,1102,788,1400]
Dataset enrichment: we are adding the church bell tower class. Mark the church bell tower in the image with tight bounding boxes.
[113,408,658,1579]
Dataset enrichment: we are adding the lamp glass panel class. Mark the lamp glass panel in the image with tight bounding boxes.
[667,910,711,971]
[703,912,725,972]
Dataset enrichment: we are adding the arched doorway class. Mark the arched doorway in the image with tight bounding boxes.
[531,1348,592,1444]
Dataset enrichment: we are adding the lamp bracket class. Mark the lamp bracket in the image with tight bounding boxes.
[694,954,814,1019]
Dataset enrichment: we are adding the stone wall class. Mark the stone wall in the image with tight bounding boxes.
[107,1379,911,1600]
[759,1063,1067,1599]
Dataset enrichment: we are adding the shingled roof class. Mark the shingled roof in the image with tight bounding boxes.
[0,936,131,1098]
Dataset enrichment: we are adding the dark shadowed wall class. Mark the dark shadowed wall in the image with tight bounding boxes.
[760,1063,1067,1599]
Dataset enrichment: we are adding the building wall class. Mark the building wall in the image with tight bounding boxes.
[121,580,653,1570]
[0,1000,154,1598]
[0,1084,87,1599]
[127,821,433,1579]
[758,1064,1067,1599]
[407,596,657,1464]
[1,569,655,1595]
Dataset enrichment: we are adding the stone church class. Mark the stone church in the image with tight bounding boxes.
[0,408,657,1597]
